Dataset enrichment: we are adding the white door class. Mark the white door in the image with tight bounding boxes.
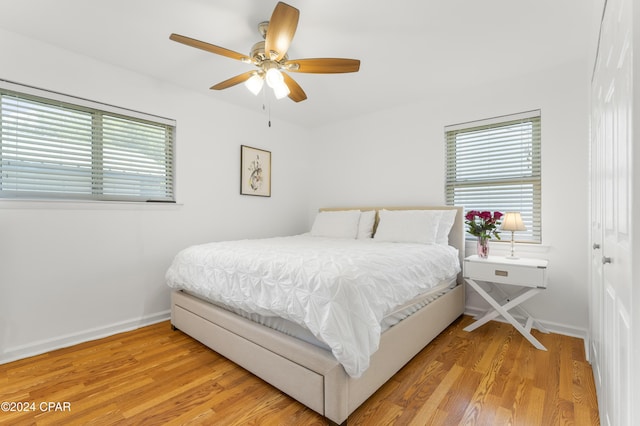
[589,0,633,424]
[588,59,604,412]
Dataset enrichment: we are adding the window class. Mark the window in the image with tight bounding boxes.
[445,110,541,243]
[0,81,175,202]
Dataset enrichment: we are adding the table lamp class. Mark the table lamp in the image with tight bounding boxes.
[500,212,526,259]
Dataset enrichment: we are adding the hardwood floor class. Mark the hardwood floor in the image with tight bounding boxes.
[0,315,599,425]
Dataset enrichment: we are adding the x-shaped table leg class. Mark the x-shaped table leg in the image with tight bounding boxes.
[463,278,547,350]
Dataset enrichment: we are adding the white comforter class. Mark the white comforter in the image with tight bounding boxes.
[165,234,460,377]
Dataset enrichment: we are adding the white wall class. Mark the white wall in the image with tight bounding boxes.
[0,29,312,362]
[309,59,590,336]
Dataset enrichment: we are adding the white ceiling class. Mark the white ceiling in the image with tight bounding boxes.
[0,0,590,127]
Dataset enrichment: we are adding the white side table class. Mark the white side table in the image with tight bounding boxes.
[463,255,549,350]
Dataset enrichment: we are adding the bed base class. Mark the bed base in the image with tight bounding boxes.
[171,284,464,424]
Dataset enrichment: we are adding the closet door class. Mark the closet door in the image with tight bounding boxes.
[588,70,604,412]
[589,0,633,424]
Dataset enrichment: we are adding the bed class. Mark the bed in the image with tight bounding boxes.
[167,206,465,425]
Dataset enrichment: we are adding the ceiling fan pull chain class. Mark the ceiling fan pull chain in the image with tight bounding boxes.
[262,89,271,127]
[262,101,271,127]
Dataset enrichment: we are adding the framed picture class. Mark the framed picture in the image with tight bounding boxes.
[240,145,271,197]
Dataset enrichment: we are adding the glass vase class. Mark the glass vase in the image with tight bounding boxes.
[477,237,489,258]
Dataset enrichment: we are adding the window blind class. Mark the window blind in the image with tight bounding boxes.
[0,83,175,202]
[445,111,541,243]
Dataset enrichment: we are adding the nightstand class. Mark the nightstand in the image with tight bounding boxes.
[463,255,549,350]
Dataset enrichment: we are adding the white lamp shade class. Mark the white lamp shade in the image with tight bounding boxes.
[500,212,526,231]
[244,74,264,95]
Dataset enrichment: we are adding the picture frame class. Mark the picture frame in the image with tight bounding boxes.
[240,145,271,197]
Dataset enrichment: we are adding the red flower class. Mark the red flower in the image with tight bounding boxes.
[464,210,503,240]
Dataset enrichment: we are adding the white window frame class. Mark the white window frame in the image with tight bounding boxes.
[445,110,541,243]
[0,80,176,203]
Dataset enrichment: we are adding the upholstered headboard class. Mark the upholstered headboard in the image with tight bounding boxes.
[319,206,465,284]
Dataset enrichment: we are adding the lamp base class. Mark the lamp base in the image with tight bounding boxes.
[508,231,518,259]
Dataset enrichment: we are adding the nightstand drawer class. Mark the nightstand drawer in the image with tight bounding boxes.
[464,258,547,288]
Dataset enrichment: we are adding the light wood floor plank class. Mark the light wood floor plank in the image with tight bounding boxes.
[407,364,464,426]
[0,316,600,425]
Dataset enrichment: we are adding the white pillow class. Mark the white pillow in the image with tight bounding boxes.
[435,209,457,245]
[357,210,376,239]
[310,210,361,239]
[374,209,440,244]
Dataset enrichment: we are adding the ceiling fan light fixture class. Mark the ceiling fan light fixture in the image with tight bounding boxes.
[272,81,291,99]
[265,67,284,88]
[244,73,264,95]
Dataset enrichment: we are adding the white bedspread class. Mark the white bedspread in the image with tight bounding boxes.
[165,234,460,377]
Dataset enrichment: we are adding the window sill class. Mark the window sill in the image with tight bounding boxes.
[0,198,183,210]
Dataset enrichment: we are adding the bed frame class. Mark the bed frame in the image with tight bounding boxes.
[170,206,465,425]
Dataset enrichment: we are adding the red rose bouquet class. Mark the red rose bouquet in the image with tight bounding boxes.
[465,210,503,239]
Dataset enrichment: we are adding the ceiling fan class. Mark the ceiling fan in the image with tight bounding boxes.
[169,1,360,103]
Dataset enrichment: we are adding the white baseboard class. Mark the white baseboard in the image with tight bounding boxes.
[2,307,590,366]
[0,310,171,365]
[464,305,588,342]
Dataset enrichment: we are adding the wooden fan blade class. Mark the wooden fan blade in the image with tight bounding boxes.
[170,33,250,62]
[210,71,255,90]
[282,73,307,102]
[264,2,299,62]
[284,58,361,74]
